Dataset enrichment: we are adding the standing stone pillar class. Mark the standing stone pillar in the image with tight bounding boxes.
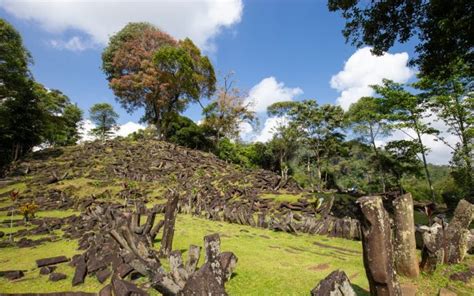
[358,196,401,296]
[444,199,474,264]
[392,193,419,278]
[159,190,180,258]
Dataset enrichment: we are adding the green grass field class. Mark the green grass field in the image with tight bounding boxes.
[1,179,473,295]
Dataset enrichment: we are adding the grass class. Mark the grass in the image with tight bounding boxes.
[259,193,306,203]
[0,178,472,295]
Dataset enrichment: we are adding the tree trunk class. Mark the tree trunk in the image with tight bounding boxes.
[159,190,180,258]
[414,122,435,202]
[392,193,419,278]
[358,196,401,296]
[370,125,386,193]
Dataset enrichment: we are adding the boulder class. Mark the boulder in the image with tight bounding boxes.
[310,270,356,296]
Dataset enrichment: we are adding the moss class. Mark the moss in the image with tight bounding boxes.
[259,193,305,203]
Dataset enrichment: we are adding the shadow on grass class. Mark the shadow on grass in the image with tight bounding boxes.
[352,284,369,295]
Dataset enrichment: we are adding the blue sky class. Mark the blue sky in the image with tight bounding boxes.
[2,1,453,163]
[0,1,416,122]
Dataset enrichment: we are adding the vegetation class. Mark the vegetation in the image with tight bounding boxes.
[89,103,119,141]
[327,0,473,79]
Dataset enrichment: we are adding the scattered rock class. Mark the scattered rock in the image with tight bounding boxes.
[39,266,57,275]
[49,272,67,282]
[400,283,417,296]
[36,256,69,267]
[439,288,457,296]
[111,277,148,296]
[311,270,356,296]
[96,268,112,283]
[0,270,24,280]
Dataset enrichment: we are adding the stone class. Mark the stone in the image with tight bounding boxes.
[310,270,356,296]
[99,284,113,296]
[72,255,87,286]
[439,288,457,296]
[116,263,134,278]
[159,191,179,258]
[96,268,112,283]
[0,270,24,280]
[39,266,57,275]
[400,283,417,296]
[49,272,67,282]
[358,196,401,296]
[111,277,148,296]
[36,256,69,267]
[392,193,419,278]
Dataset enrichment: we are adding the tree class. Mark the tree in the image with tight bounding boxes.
[89,103,119,141]
[102,23,216,138]
[347,96,391,192]
[373,79,439,201]
[164,113,213,151]
[328,0,473,78]
[268,100,345,191]
[202,72,255,145]
[382,140,423,194]
[34,83,83,146]
[267,124,300,182]
[417,63,473,197]
[0,19,43,173]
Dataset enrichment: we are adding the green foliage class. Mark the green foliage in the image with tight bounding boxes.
[328,0,473,79]
[34,83,83,146]
[89,103,118,141]
[164,113,214,150]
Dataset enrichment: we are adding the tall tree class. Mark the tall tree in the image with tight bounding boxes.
[374,80,439,201]
[268,100,345,191]
[417,63,473,197]
[267,124,299,182]
[153,38,216,136]
[89,103,119,141]
[0,19,43,172]
[347,96,391,192]
[102,23,215,138]
[328,0,473,78]
[34,83,83,146]
[202,72,255,145]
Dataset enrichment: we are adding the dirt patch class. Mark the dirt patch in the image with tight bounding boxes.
[308,263,330,271]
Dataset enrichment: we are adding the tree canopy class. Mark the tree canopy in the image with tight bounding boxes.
[328,0,473,78]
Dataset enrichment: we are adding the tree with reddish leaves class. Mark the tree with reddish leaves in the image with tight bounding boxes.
[102,22,216,139]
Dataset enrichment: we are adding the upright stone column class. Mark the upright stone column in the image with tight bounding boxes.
[392,193,419,278]
[159,190,180,258]
[444,199,474,264]
[358,196,401,296]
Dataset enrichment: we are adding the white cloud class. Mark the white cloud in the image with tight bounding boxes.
[114,121,145,138]
[374,112,457,165]
[254,116,288,142]
[49,36,95,52]
[330,47,415,110]
[0,0,243,51]
[246,77,303,113]
[79,120,145,142]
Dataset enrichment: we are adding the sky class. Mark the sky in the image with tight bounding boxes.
[0,0,454,164]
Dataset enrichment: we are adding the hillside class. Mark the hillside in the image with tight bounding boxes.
[0,139,473,295]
